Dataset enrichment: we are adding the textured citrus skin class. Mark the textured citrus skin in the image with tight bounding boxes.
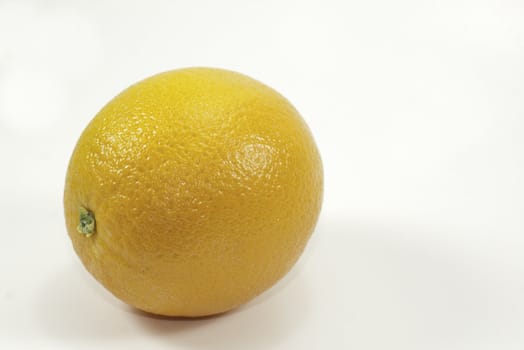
[64,67,323,317]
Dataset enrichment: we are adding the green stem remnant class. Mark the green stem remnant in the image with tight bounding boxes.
[77,207,96,237]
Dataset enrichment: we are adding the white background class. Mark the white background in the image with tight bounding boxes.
[1,0,524,349]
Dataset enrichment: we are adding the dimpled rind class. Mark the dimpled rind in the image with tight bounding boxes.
[64,67,323,317]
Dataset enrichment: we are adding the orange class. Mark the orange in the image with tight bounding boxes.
[64,67,323,317]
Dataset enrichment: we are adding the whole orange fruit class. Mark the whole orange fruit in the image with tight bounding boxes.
[64,67,323,317]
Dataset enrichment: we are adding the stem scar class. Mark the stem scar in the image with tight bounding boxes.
[77,206,96,237]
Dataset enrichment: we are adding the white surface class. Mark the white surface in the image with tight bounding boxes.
[1,0,524,349]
